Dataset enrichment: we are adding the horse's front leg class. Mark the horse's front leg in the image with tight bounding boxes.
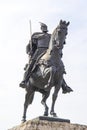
[50,84,61,117]
[41,91,50,116]
[22,88,34,122]
[22,92,29,122]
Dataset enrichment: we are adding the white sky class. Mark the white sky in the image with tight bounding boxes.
[0,0,87,130]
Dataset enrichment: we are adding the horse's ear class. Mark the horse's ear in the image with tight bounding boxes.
[66,21,70,26]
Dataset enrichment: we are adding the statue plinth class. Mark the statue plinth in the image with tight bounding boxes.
[34,116,70,123]
[8,117,87,130]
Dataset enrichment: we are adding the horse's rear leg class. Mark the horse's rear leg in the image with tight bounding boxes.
[22,90,34,122]
[41,91,50,116]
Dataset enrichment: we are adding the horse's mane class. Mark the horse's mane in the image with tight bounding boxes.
[41,27,58,60]
[49,27,57,50]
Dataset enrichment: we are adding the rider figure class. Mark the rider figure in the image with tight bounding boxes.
[19,22,51,88]
[19,22,73,94]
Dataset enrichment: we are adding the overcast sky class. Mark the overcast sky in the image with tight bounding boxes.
[0,0,87,130]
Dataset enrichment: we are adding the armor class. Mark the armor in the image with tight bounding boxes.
[26,32,51,58]
[37,33,50,48]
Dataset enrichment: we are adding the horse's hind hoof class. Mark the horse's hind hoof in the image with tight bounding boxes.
[50,111,57,117]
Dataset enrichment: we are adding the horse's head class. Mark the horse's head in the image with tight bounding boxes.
[41,20,70,60]
[55,20,70,49]
[48,20,70,58]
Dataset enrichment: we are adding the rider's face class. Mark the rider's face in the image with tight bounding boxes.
[41,26,47,32]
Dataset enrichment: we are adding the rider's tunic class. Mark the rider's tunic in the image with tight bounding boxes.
[31,32,51,61]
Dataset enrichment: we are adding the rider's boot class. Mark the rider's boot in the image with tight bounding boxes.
[62,79,73,94]
[62,85,73,94]
[19,71,29,88]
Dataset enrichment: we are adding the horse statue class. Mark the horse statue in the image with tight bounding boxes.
[22,20,70,122]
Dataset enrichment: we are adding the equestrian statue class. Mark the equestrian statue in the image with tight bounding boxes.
[19,20,73,122]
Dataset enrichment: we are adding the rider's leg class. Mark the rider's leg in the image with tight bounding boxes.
[19,48,46,88]
[19,59,36,88]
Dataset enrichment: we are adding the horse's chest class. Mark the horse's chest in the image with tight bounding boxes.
[49,59,65,73]
[49,58,63,66]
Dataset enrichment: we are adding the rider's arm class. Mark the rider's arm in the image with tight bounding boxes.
[26,42,31,55]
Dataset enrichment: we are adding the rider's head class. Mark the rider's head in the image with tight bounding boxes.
[40,22,48,33]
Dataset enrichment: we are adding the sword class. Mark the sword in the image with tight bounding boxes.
[29,20,32,51]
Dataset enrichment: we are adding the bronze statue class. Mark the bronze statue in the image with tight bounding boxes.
[20,20,73,122]
[19,22,73,93]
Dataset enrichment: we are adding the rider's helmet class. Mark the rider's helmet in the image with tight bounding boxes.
[39,22,48,32]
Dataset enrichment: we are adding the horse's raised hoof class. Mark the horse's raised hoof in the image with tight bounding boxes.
[50,111,57,117]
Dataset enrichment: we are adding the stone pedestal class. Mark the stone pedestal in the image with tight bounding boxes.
[8,117,87,130]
